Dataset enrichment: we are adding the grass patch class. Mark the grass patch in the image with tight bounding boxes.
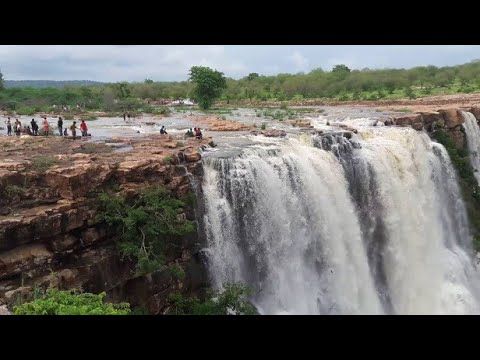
[30,156,58,172]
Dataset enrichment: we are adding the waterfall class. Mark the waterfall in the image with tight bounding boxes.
[462,111,480,185]
[201,124,480,314]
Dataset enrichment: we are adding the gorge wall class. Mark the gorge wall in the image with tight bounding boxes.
[0,136,209,314]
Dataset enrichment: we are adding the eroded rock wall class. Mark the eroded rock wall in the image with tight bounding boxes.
[0,136,210,314]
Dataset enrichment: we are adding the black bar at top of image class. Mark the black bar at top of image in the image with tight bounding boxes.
[1,30,480,45]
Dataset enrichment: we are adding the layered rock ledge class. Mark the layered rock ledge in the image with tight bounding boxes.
[385,106,480,149]
[0,134,211,313]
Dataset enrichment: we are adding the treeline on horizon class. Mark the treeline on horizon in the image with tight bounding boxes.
[1,60,480,115]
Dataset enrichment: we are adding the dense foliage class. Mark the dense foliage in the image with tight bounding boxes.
[3,60,480,113]
[97,186,195,274]
[0,69,4,91]
[13,289,131,315]
[167,283,258,315]
[188,66,227,109]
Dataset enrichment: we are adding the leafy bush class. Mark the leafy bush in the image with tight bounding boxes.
[152,106,171,115]
[169,264,186,280]
[97,186,195,275]
[167,283,257,315]
[3,184,25,199]
[16,106,36,116]
[13,289,131,315]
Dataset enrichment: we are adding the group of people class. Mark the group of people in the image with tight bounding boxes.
[159,126,203,139]
[185,127,203,139]
[4,116,89,138]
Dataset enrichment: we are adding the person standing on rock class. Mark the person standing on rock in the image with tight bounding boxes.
[80,120,88,137]
[42,117,50,136]
[70,121,77,139]
[31,118,38,136]
[6,118,12,136]
[15,119,22,136]
[58,117,63,136]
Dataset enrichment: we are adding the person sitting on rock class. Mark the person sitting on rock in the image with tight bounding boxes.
[185,128,194,138]
[160,126,168,135]
[195,127,203,140]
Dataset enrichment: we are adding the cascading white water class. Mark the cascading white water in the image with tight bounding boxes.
[462,111,480,185]
[201,123,480,314]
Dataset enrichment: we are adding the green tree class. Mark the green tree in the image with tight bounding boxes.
[332,64,351,73]
[112,82,131,99]
[246,72,260,81]
[144,78,154,84]
[188,66,227,109]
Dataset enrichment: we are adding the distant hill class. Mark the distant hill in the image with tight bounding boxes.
[4,80,106,88]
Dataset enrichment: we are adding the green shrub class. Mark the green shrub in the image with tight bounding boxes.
[97,186,195,275]
[16,106,36,116]
[13,289,131,315]
[151,106,171,116]
[261,123,266,130]
[167,283,257,315]
[169,264,186,280]
[4,184,25,199]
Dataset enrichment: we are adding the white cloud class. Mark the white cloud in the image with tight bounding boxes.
[2,45,480,82]
[0,45,248,82]
[289,51,309,71]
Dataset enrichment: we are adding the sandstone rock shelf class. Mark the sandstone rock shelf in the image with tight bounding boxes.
[0,134,211,313]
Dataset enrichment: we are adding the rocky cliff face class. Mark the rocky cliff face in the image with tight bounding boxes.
[0,135,210,314]
[387,106,480,150]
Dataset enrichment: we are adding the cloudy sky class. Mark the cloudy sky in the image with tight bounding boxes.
[1,45,480,82]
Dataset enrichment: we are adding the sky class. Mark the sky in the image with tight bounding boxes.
[1,45,480,82]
